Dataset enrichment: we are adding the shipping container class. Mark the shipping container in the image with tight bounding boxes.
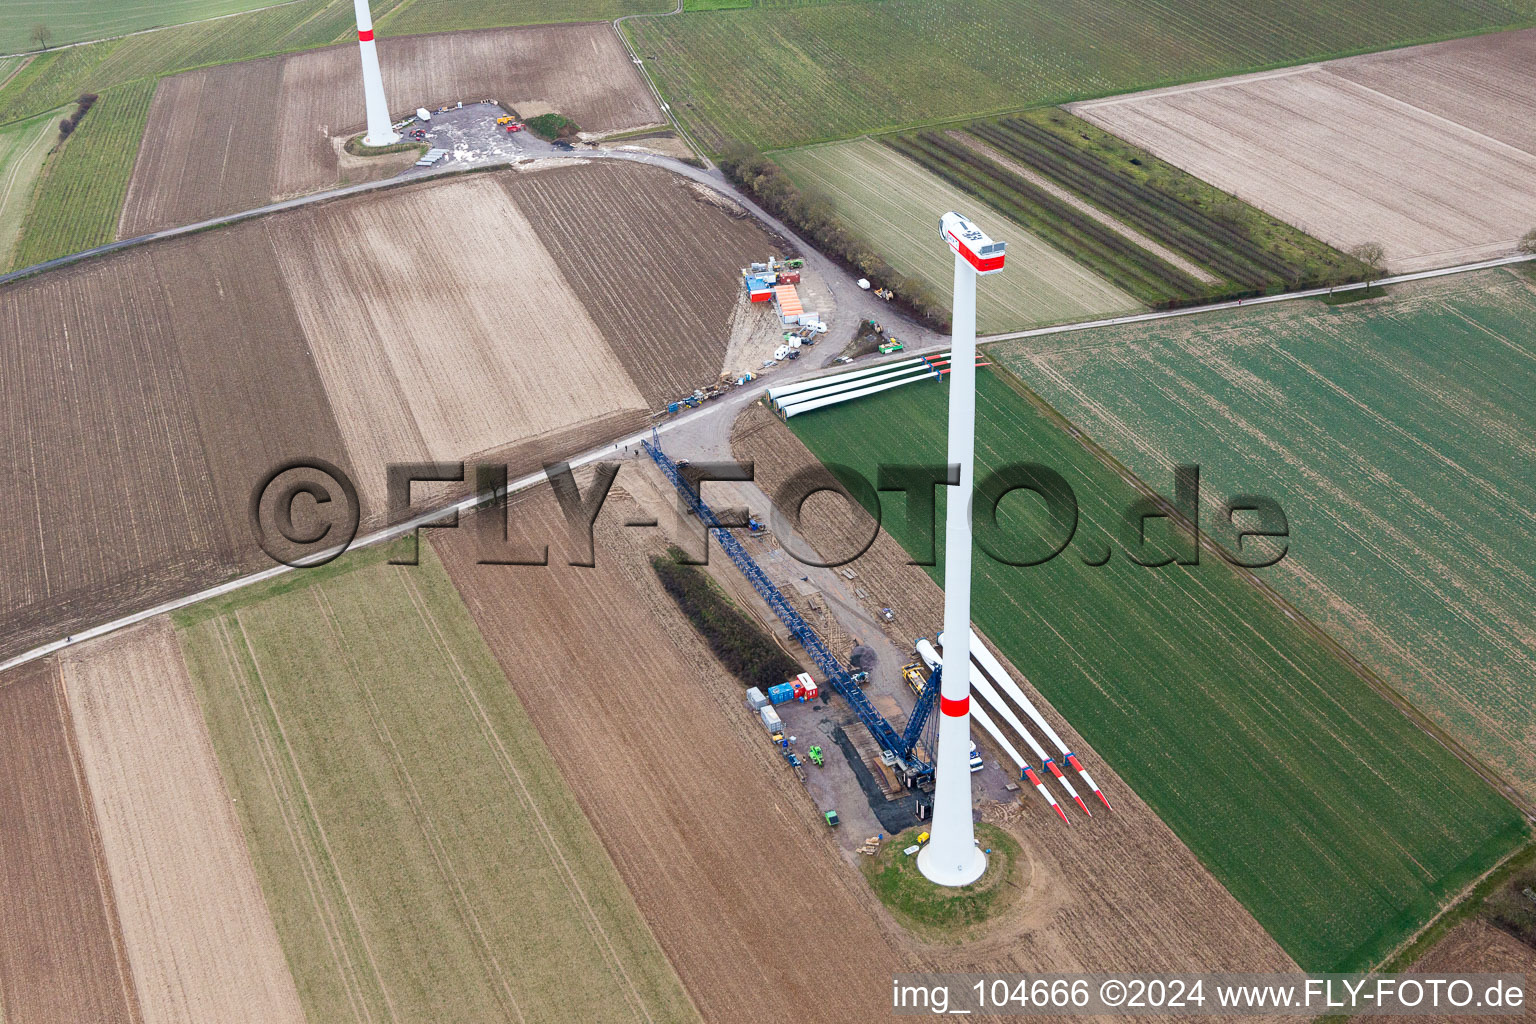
[760,706,784,733]
[795,672,819,699]
[745,686,768,710]
[767,682,796,705]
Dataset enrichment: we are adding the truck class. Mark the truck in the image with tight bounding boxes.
[760,706,784,734]
[767,681,796,705]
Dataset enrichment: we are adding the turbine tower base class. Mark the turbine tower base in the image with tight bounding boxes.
[917,841,987,888]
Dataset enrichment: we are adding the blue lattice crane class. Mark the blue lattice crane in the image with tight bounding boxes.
[643,432,934,785]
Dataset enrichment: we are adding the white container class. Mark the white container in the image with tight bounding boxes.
[416,107,432,122]
[759,706,784,733]
[745,687,768,710]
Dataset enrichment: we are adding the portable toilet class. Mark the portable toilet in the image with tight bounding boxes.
[767,681,796,705]
[796,672,819,699]
[760,706,784,734]
[745,687,768,710]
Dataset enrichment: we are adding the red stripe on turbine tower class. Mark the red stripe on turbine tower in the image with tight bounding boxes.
[358,28,374,40]
[939,694,969,717]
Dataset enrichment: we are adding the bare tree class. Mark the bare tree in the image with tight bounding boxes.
[30,23,53,49]
[1348,242,1387,286]
[1520,228,1536,254]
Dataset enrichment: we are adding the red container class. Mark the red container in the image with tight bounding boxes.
[778,271,801,284]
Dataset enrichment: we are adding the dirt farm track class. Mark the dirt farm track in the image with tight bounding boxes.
[0,160,780,661]
[120,23,663,234]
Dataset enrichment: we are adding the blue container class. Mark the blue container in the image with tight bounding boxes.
[767,682,796,705]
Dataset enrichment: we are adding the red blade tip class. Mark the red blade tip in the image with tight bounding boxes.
[1053,804,1069,824]
[1073,795,1092,817]
[1095,790,1112,811]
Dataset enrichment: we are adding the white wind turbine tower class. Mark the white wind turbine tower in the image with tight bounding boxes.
[918,211,1006,887]
[353,0,399,146]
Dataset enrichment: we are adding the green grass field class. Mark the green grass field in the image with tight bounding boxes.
[777,138,1139,333]
[788,369,1528,971]
[10,80,153,268]
[627,0,1536,150]
[994,269,1536,808]
[174,542,699,1024]
[2,0,289,54]
[0,107,61,265]
[379,0,667,35]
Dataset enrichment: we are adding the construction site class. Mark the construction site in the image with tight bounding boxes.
[1,2,1533,1022]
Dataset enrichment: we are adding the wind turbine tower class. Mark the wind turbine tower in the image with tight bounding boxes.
[917,211,1006,887]
[353,0,399,147]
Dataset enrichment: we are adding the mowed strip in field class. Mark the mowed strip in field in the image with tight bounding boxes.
[787,371,1529,971]
[777,138,1139,334]
[995,270,1536,805]
[1071,30,1536,272]
[173,543,698,1024]
[0,659,138,1024]
[120,22,661,234]
[0,108,62,266]
[58,620,305,1024]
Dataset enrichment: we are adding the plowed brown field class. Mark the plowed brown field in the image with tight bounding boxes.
[0,659,139,1024]
[266,172,648,510]
[0,228,349,660]
[1376,919,1535,1024]
[1071,30,1536,272]
[506,161,788,405]
[59,620,305,1024]
[121,23,662,234]
[729,405,1298,977]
